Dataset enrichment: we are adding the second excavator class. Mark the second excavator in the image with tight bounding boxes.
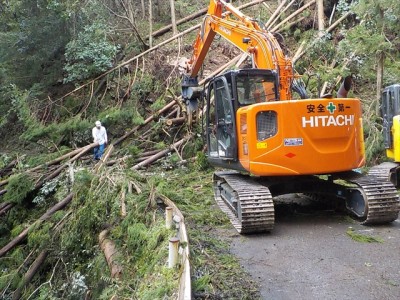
[181,0,399,233]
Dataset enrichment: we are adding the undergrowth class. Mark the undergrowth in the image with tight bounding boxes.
[154,167,261,300]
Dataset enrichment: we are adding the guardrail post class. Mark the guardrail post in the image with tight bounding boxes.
[168,237,180,268]
[166,207,173,229]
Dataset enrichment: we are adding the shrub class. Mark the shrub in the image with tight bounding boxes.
[3,173,35,205]
[64,23,118,83]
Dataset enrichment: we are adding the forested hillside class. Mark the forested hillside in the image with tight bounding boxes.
[1,0,399,299]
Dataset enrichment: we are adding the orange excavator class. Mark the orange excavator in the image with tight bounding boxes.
[182,0,399,233]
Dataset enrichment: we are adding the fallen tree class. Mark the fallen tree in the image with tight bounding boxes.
[12,251,48,300]
[131,135,192,170]
[0,193,74,258]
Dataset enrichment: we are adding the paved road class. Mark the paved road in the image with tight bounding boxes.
[229,198,400,300]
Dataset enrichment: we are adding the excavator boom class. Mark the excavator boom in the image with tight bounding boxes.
[183,0,293,102]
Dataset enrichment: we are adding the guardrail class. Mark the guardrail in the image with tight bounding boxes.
[158,195,191,300]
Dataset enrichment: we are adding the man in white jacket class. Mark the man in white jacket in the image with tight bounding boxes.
[92,120,108,160]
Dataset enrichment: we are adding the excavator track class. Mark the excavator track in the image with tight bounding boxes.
[367,162,399,187]
[213,171,274,234]
[346,175,400,224]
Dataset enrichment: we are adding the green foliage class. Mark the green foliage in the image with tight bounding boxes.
[73,169,94,196]
[3,173,35,204]
[130,73,158,103]
[64,23,118,83]
[346,227,384,243]
[25,147,70,168]
[0,0,70,89]
[21,116,91,146]
[97,107,144,132]
[28,222,52,249]
[10,224,25,238]
[0,84,39,132]
[150,96,166,112]
[196,151,211,171]
[136,266,177,299]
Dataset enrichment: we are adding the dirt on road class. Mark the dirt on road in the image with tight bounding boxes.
[229,196,400,300]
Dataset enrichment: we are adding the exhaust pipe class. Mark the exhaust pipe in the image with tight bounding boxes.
[337,75,353,98]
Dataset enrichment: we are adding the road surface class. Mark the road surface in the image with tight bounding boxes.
[229,196,400,300]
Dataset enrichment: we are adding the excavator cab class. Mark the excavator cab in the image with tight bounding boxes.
[205,69,278,165]
[381,84,400,151]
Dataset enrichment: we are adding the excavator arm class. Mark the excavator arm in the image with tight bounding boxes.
[182,0,294,114]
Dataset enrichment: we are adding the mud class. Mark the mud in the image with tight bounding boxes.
[229,196,400,300]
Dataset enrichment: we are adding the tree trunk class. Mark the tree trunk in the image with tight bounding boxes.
[12,251,48,300]
[141,0,145,18]
[376,51,384,116]
[271,0,316,32]
[149,0,153,48]
[317,0,325,37]
[151,8,208,38]
[0,193,73,257]
[0,159,17,177]
[132,136,192,170]
[170,0,178,36]
[112,98,178,146]
[0,202,13,217]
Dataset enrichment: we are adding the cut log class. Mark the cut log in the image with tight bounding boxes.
[267,0,295,29]
[0,193,73,258]
[30,143,97,173]
[99,230,123,279]
[0,143,98,190]
[317,0,325,36]
[165,117,186,126]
